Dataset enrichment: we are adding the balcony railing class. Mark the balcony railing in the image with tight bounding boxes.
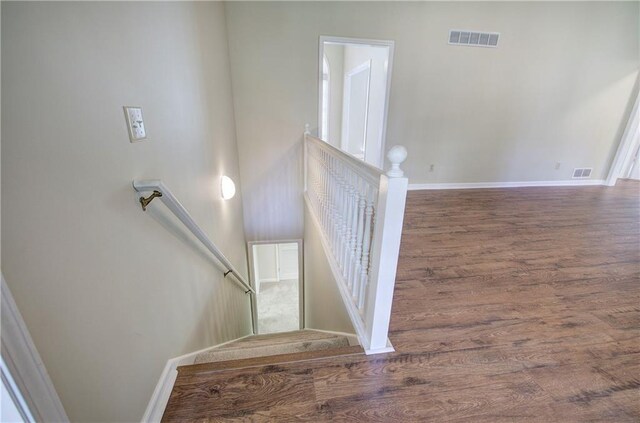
[304,133,408,353]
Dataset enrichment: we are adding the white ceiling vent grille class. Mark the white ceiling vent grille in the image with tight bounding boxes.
[572,168,593,179]
[449,30,499,48]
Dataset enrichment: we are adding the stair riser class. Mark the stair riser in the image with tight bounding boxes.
[194,337,350,364]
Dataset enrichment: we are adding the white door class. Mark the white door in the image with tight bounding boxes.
[341,61,371,159]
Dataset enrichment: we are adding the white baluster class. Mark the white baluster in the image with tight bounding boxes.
[330,156,337,251]
[358,191,374,309]
[350,185,366,299]
[334,163,344,269]
[342,170,355,280]
[326,155,333,243]
[339,166,349,271]
[318,153,325,231]
[346,177,361,287]
[340,167,351,275]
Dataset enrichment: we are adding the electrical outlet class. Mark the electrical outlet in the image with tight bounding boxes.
[124,106,147,142]
[429,164,435,172]
[555,162,561,170]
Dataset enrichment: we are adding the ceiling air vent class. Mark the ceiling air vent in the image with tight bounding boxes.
[573,168,593,179]
[449,30,499,48]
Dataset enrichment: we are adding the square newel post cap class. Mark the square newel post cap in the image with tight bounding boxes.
[386,145,408,177]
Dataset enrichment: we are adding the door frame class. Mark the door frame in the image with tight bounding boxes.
[247,239,304,334]
[318,35,395,168]
[607,86,639,185]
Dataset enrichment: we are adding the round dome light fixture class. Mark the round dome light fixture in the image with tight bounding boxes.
[220,175,236,200]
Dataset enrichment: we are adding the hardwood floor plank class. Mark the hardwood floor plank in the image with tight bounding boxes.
[162,368,317,421]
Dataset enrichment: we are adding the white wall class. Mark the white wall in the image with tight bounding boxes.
[303,205,355,334]
[2,3,251,422]
[225,1,639,241]
[254,243,278,283]
[253,243,299,284]
[278,243,299,280]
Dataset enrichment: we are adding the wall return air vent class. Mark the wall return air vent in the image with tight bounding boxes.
[573,168,593,179]
[449,30,499,48]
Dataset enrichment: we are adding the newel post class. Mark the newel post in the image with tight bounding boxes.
[364,145,409,352]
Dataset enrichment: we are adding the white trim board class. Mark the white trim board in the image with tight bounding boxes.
[607,88,640,186]
[1,275,69,423]
[408,179,606,191]
[141,334,252,423]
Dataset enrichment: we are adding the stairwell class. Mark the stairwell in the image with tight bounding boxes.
[139,133,408,421]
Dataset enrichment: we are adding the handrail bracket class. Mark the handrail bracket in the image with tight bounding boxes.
[139,190,163,211]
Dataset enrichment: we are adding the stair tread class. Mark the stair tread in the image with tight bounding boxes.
[179,345,365,376]
[194,336,350,364]
[217,330,346,350]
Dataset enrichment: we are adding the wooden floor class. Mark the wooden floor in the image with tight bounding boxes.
[163,180,640,422]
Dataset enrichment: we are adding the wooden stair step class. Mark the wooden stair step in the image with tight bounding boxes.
[193,336,350,364]
[215,329,347,350]
[178,345,364,376]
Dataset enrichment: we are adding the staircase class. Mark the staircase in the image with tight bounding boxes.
[162,330,363,421]
[180,330,362,374]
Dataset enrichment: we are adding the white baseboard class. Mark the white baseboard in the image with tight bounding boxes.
[258,278,279,283]
[408,179,606,191]
[141,333,252,423]
[364,345,395,355]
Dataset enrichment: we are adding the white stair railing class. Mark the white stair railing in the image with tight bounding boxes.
[304,132,408,353]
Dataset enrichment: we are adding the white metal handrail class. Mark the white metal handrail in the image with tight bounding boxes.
[132,180,255,294]
[304,132,408,353]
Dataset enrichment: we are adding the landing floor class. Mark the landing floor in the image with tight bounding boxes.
[163,181,640,422]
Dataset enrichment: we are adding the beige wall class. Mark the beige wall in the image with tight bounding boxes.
[2,2,251,422]
[303,205,355,334]
[226,1,639,240]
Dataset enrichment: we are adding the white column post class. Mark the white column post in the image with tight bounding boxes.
[364,145,408,352]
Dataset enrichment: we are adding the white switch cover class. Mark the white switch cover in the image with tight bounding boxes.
[124,106,147,142]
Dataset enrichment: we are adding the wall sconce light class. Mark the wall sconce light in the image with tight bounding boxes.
[220,175,236,200]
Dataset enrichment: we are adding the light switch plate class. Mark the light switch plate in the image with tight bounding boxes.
[123,106,147,142]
